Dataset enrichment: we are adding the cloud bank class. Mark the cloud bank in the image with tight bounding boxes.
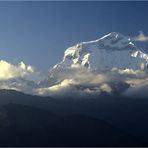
[0,59,148,99]
[35,65,147,98]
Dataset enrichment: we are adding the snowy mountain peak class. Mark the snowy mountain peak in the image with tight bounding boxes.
[63,32,135,63]
[41,32,148,87]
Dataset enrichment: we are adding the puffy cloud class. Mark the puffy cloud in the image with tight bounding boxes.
[0,60,34,80]
[36,67,127,97]
[36,79,102,98]
[133,31,148,42]
[37,79,77,96]
[36,67,110,97]
[111,67,146,78]
[100,83,112,93]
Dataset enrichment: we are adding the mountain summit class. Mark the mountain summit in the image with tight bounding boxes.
[52,32,148,71]
[39,32,148,87]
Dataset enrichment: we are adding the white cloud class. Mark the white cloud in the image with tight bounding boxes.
[100,83,112,93]
[37,79,77,96]
[36,65,148,98]
[36,79,102,98]
[0,60,34,80]
[36,67,115,97]
[111,67,146,77]
[133,31,148,42]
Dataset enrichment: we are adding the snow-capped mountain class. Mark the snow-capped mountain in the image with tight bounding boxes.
[40,32,148,87]
[55,32,148,70]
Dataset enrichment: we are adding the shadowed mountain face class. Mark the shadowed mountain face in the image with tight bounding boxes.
[0,89,148,146]
[0,103,142,147]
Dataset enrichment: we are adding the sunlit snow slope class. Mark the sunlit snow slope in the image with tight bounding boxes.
[53,32,148,71]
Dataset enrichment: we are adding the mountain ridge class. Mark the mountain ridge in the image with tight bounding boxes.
[56,32,148,70]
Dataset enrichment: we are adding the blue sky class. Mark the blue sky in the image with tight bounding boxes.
[0,1,148,76]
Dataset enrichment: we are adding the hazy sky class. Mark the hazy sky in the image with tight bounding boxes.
[0,1,148,76]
